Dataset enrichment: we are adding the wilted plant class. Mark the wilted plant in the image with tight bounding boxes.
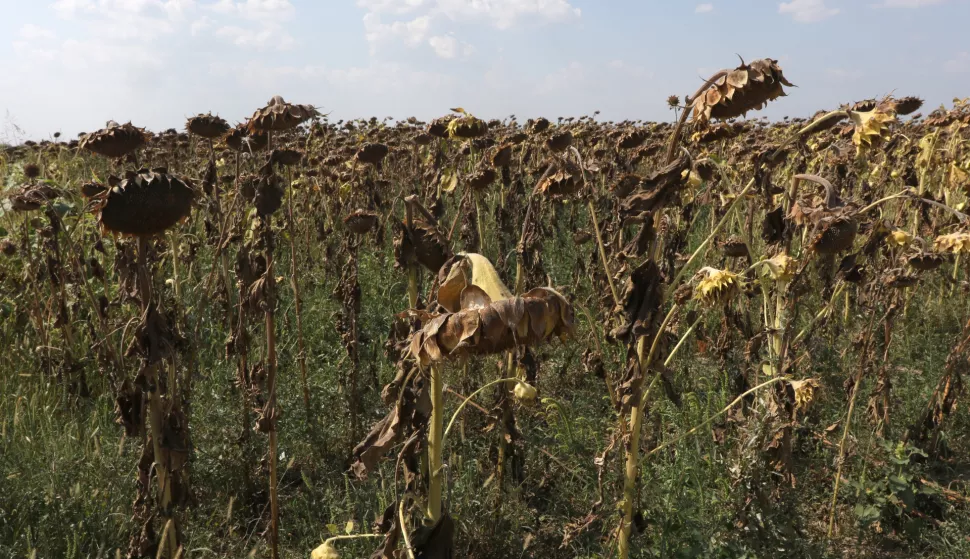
[93,168,194,558]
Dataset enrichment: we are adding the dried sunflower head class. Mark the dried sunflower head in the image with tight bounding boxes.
[410,286,573,365]
[850,107,896,156]
[691,58,794,123]
[546,131,573,152]
[893,96,924,116]
[721,236,749,258]
[763,252,797,283]
[467,169,497,191]
[907,251,944,271]
[98,169,194,236]
[789,378,820,413]
[23,163,41,180]
[694,267,741,306]
[311,542,339,559]
[247,95,319,133]
[7,183,62,212]
[447,114,488,139]
[186,113,231,139]
[80,121,149,159]
[343,210,379,234]
[0,238,16,257]
[537,167,581,197]
[617,129,650,150]
[528,117,551,134]
[934,232,970,254]
[354,143,389,166]
[225,124,268,153]
[490,143,513,168]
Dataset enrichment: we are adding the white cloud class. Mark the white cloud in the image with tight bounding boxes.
[356,0,430,15]
[215,24,294,49]
[52,0,96,18]
[944,52,969,73]
[200,1,297,47]
[433,0,580,29]
[878,0,946,6]
[778,0,839,23]
[428,34,473,59]
[209,0,295,21]
[428,35,458,58]
[190,15,213,35]
[19,24,56,41]
[357,0,580,61]
[363,13,432,50]
[695,3,714,13]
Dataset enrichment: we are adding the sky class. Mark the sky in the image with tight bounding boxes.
[0,0,968,141]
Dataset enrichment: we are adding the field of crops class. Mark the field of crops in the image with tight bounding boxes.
[2,59,970,558]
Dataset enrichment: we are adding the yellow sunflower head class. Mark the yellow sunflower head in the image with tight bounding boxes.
[763,252,797,283]
[887,229,914,248]
[695,267,741,306]
[934,232,970,254]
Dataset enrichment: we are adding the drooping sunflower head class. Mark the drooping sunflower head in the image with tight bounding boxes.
[850,106,896,157]
[694,267,741,306]
[763,252,797,283]
[934,231,970,254]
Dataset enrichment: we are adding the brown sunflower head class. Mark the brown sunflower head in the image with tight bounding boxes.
[691,58,794,123]
[893,96,924,116]
[528,117,551,134]
[907,251,944,271]
[7,183,62,212]
[354,143,389,166]
[186,113,231,139]
[617,129,649,150]
[253,173,285,217]
[23,163,41,180]
[467,169,497,192]
[546,131,573,152]
[395,219,450,273]
[269,148,304,167]
[80,181,107,198]
[447,115,489,139]
[80,121,149,159]
[410,286,574,365]
[247,96,320,133]
[811,215,858,254]
[225,124,269,153]
[427,115,455,138]
[343,210,380,235]
[98,169,194,236]
[490,143,513,168]
[537,164,581,197]
[0,238,16,257]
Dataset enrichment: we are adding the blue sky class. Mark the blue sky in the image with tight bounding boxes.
[1,0,968,141]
